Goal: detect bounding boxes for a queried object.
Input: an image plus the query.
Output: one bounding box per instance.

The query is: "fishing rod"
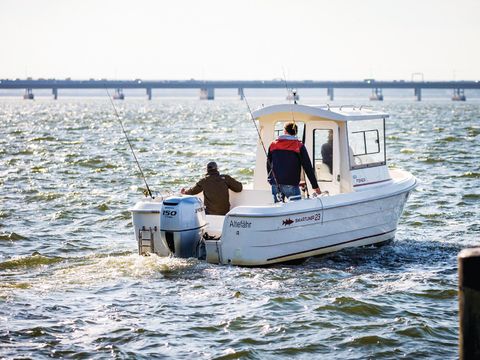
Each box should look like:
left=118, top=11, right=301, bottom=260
left=106, top=88, right=154, bottom=199
left=242, top=93, right=284, bottom=202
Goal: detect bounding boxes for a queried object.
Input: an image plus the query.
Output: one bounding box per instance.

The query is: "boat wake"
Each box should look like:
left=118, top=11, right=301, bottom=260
left=0, top=252, right=200, bottom=298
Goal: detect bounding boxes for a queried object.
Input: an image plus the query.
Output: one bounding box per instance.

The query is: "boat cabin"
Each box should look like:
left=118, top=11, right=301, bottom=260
left=251, top=104, right=391, bottom=196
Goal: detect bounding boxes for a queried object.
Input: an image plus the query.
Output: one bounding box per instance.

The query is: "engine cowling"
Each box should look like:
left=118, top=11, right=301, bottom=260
left=160, top=195, right=206, bottom=258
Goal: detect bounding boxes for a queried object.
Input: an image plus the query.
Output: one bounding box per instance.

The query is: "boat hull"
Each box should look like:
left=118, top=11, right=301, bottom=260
left=206, top=179, right=415, bottom=266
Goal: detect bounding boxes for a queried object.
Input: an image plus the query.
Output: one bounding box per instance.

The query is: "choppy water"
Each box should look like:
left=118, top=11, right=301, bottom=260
left=0, top=96, right=479, bottom=359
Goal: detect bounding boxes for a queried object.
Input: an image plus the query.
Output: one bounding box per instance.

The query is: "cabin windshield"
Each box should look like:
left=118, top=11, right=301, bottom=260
left=274, top=121, right=305, bottom=142
left=347, top=118, right=386, bottom=169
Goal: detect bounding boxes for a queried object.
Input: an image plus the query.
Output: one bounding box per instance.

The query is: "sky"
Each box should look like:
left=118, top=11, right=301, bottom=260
left=1, top=0, right=479, bottom=81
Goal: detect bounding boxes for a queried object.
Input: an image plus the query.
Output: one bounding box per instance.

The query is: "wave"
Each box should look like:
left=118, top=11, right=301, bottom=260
left=0, top=232, right=26, bottom=241
left=0, top=254, right=63, bottom=270
left=457, top=172, right=480, bottom=178
left=0, top=253, right=199, bottom=292
left=462, top=193, right=480, bottom=200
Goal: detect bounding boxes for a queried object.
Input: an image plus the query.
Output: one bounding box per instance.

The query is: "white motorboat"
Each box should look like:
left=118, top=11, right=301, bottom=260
left=130, top=103, right=417, bottom=266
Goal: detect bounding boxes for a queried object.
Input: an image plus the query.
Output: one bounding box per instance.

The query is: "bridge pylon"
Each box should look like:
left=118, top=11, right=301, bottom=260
left=238, top=88, right=244, bottom=100
left=23, top=88, right=34, bottom=100
left=414, top=87, right=422, bottom=101
left=369, top=88, right=383, bottom=101
left=327, top=87, right=334, bottom=101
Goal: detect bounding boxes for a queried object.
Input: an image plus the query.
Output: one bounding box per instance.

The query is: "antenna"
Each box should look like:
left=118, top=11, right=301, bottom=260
left=281, top=67, right=297, bottom=124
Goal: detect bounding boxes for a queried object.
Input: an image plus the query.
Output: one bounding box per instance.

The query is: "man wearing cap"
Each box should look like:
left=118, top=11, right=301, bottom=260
left=181, top=162, right=243, bottom=215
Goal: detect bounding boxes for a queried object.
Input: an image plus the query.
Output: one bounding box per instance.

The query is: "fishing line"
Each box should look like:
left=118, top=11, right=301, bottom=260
left=243, top=93, right=284, bottom=202
left=317, top=195, right=324, bottom=225
left=106, top=88, right=154, bottom=199
left=281, top=68, right=311, bottom=198
left=243, top=94, right=268, bottom=157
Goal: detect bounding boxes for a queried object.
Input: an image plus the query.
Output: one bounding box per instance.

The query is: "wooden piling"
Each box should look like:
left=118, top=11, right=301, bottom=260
left=459, top=248, right=480, bottom=360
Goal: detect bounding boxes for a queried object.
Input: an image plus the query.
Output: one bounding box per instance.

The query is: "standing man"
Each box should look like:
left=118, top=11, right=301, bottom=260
left=321, top=130, right=333, bottom=174
left=181, top=161, right=243, bottom=215
left=267, top=122, right=321, bottom=202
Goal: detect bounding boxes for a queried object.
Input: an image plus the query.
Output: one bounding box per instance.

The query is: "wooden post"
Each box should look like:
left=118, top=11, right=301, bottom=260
left=459, top=248, right=480, bottom=360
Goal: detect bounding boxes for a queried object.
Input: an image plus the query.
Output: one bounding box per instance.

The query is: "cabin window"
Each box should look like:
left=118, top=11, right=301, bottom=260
left=347, top=118, right=386, bottom=169
left=274, top=121, right=305, bottom=142
left=313, top=129, right=333, bottom=181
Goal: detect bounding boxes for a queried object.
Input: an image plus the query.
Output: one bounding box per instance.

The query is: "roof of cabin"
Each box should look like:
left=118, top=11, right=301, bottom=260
left=252, top=104, right=389, bottom=121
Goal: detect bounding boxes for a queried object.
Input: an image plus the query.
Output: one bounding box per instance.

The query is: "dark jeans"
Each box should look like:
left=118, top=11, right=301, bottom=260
left=271, top=184, right=301, bottom=203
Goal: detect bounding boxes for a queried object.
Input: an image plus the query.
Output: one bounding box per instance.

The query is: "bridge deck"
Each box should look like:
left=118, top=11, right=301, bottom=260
left=1, top=79, right=479, bottom=90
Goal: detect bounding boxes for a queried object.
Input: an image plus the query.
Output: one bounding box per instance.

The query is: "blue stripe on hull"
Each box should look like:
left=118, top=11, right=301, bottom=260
left=266, top=229, right=396, bottom=262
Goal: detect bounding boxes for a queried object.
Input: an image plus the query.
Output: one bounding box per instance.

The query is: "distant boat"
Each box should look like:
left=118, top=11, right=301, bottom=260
left=286, top=89, right=299, bottom=102
left=452, top=89, right=466, bottom=101
left=130, top=103, right=417, bottom=266
left=113, top=88, right=125, bottom=100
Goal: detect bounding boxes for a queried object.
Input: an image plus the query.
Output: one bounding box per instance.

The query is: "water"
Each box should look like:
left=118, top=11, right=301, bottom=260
left=0, top=96, right=478, bottom=359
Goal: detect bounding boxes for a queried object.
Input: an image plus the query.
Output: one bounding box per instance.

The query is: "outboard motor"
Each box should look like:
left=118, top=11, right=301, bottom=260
left=160, top=195, right=206, bottom=258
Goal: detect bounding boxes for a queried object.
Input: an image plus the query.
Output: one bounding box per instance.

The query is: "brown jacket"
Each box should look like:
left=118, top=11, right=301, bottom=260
left=184, top=170, right=242, bottom=215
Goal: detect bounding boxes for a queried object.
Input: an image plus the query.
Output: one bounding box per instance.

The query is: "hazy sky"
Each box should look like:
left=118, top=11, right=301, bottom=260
left=1, top=0, right=479, bottom=81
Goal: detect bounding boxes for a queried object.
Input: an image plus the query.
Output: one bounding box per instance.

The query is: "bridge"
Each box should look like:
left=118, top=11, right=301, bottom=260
left=1, top=78, right=479, bottom=101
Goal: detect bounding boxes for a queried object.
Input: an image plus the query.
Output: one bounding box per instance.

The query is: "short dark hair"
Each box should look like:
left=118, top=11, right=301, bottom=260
left=284, top=122, right=297, bottom=136
left=207, top=161, right=218, bottom=171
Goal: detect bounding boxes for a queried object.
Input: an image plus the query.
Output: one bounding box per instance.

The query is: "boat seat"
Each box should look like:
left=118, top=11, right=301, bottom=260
left=229, top=188, right=274, bottom=208
left=315, top=162, right=333, bottom=182
left=194, top=188, right=274, bottom=211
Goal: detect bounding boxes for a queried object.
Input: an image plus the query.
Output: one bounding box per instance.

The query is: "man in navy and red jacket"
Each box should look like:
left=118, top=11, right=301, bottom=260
left=267, top=122, right=322, bottom=202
